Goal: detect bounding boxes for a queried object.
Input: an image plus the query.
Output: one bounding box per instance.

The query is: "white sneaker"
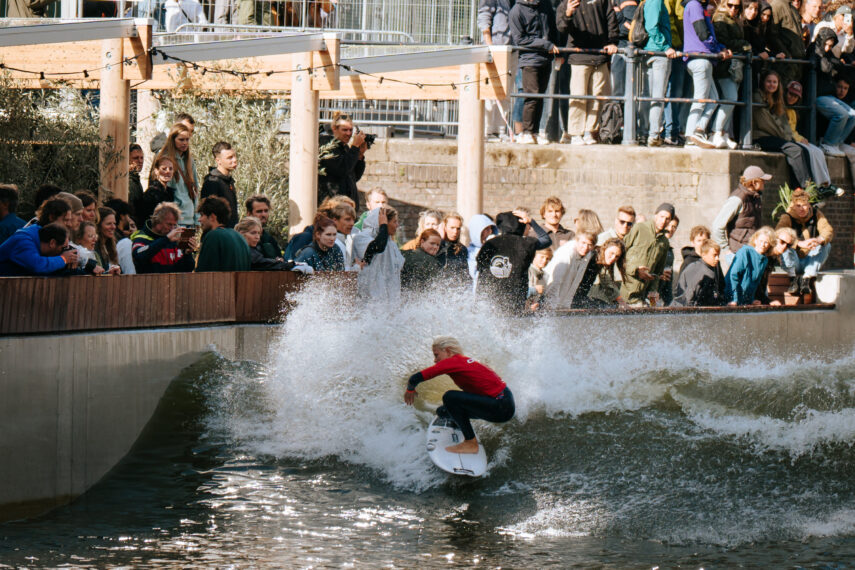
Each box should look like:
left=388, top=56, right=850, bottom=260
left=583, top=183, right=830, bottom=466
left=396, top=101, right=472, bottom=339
left=537, top=135, right=551, bottom=145
left=560, top=133, right=573, bottom=144
left=688, top=131, right=715, bottom=149
left=724, top=134, right=738, bottom=150
left=583, top=132, right=597, bottom=145
left=570, top=135, right=585, bottom=145
left=822, top=143, right=845, bottom=157
left=710, top=132, right=727, bottom=149
left=517, top=133, right=536, bottom=145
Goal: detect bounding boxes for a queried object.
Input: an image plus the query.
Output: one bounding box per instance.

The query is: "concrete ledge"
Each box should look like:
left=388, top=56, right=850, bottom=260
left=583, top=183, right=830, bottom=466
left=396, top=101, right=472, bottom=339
left=0, top=323, right=279, bottom=522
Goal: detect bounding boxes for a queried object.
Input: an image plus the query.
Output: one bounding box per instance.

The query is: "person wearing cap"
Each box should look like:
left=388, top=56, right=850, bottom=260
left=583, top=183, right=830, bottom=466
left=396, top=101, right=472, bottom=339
left=775, top=188, right=833, bottom=295
left=784, top=80, right=842, bottom=196
left=812, top=5, right=854, bottom=58
left=619, top=203, right=674, bottom=306
left=711, top=165, right=769, bottom=271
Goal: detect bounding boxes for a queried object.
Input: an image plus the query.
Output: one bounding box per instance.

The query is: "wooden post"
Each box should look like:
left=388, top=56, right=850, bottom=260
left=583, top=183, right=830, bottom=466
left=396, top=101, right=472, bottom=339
left=98, top=38, right=131, bottom=202
left=456, top=63, right=484, bottom=222
left=136, top=90, right=160, bottom=182
left=288, top=51, right=320, bottom=235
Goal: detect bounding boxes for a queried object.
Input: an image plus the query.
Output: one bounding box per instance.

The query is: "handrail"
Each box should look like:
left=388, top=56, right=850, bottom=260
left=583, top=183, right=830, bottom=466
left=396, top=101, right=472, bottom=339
left=169, top=22, right=416, bottom=43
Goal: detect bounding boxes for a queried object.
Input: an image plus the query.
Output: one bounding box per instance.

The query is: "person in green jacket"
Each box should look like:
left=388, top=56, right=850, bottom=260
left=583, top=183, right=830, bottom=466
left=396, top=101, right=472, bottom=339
left=401, top=228, right=443, bottom=291
left=641, top=0, right=679, bottom=147
left=619, top=203, right=675, bottom=306
left=195, top=196, right=251, bottom=272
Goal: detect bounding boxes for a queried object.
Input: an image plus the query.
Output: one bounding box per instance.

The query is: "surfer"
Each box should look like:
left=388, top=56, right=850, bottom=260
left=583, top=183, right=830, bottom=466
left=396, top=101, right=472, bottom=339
left=404, top=336, right=515, bottom=454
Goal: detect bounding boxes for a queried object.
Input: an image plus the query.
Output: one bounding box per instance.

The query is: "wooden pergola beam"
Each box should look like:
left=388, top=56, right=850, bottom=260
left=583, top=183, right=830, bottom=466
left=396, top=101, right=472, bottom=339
left=0, top=18, right=142, bottom=48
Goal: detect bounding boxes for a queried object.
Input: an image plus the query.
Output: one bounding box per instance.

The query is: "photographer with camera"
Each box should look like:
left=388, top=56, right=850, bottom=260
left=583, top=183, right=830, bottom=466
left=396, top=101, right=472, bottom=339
left=318, top=112, right=372, bottom=207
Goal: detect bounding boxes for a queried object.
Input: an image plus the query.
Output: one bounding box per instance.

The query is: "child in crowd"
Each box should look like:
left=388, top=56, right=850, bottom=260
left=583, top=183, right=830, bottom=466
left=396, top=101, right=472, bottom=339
left=527, top=247, right=553, bottom=309
left=725, top=226, right=776, bottom=305
left=672, top=239, right=726, bottom=306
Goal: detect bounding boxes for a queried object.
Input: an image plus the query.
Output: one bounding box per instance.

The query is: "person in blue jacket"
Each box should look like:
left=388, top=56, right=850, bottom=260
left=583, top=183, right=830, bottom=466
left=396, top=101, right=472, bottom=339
left=640, top=0, right=680, bottom=147
left=0, top=184, right=25, bottom=246
left=0, top=223, right=76, bottom=276
left=725, top=226, right=775, bottom=304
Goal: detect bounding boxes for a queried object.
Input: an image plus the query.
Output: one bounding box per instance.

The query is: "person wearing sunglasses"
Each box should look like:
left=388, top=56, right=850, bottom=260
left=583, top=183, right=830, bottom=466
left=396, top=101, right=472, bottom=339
left=775, top=189, right=833, bottom=296
left=597, top=205, right=636, bottom=245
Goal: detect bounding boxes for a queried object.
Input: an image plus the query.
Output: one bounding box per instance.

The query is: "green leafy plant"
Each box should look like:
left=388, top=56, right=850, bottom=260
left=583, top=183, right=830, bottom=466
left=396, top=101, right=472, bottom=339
left=0, top=75, right=106, bottom=217
left=155, top=91, right=290, bottom=239
left=772, top=180, right=819, bottom=221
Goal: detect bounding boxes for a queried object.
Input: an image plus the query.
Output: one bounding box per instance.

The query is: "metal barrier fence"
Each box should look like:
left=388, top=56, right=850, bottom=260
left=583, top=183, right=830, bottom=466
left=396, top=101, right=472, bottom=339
left=512, top=46, right=817, bottom=148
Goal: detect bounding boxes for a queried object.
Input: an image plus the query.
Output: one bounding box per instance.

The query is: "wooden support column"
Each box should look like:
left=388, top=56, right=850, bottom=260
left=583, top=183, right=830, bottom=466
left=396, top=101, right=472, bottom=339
left=288, top=50, right=320, bottom=235
left=456, top=63, right=485, bottom=222
left=98, top=38, right=131, bottom=202
left=136, top=90, right=160, bottom=182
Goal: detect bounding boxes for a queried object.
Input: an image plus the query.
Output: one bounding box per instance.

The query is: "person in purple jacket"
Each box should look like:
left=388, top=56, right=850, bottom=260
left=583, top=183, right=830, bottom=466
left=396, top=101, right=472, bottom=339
left=682, top=0, right=732, bottom=149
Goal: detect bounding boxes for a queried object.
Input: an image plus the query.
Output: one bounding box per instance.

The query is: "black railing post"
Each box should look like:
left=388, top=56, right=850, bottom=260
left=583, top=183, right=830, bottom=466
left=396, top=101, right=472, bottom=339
left=622, top=46, right=638, bottom=145
left=740, top=53, right=753, bottom=149
left=808, top=62, right=817, bottom=144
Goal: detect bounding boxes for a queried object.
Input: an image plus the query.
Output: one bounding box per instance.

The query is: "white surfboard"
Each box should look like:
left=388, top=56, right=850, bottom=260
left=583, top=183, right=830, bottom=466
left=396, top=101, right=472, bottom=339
left=426, top=415, right=488, bottom=477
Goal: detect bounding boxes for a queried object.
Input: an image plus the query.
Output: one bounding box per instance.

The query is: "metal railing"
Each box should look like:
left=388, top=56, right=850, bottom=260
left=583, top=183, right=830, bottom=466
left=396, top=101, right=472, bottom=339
left=511, top=46, right=818, bottom=149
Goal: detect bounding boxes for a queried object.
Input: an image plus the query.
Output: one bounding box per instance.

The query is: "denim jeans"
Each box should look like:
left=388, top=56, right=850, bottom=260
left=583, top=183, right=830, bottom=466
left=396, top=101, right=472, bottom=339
left=640, top=56, right=671, bottom=138
left=780, top=243, right=831, bottom=278
left=816, top=96, right=855, bottom=145
left=686, top=58, right=715, bottom=135
left=611, top=53, right=626, bottom=97
left=513, top=68, right=524, bottom=124
left=664, top=58, right=687, bottom=139
left=712, top=76, right=739, bottom=134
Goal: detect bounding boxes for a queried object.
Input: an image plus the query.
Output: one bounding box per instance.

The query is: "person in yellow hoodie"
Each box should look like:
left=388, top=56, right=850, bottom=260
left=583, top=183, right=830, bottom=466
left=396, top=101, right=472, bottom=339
left=775, top=189, right=833, bottom=295
left=662, top=0, right=686, bottom=145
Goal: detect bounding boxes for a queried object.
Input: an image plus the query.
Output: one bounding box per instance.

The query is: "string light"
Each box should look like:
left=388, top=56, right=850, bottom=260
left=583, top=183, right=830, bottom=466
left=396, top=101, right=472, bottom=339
left=0, top=46, right=510, bottom=90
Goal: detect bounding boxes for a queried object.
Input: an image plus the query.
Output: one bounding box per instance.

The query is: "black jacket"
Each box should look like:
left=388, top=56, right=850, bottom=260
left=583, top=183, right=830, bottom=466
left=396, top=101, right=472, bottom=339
left=811, top=27, right=843, bottom=98
left=135, top=180, right=175, bottom=229
left=260, top=229, right=283, bottom=259
left=476, top=212, right=552, bottom=314
left=250, top=246, right=295, bottom=271
left=671, top=259, right=725, bottom=306
left=318, top=138, right=365, bottom=206
left=129, top=171, right=144, bottom=225
left=201, top=167, right=239, bottom=228
left=437, top=239, right=470, bottom=282
left=510, top=0, right=558, bottom=67
left=556, top=0, right=619, bottom=65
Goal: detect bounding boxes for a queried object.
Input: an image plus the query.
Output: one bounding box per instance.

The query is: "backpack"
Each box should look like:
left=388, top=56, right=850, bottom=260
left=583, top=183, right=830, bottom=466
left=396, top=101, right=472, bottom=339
left=628, top=0, right=649, bottom=48
left=598, top=101, right=624, bottom=144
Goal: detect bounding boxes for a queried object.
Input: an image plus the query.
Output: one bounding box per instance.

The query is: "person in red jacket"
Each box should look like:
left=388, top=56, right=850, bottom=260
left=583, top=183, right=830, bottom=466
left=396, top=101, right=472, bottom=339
left=404, top=336, right=515, bottom=454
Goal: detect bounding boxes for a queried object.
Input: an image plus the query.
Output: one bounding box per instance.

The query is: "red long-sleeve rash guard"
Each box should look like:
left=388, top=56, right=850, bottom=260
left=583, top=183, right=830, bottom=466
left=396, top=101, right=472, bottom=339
left=410, top=354, right=506, bottom=398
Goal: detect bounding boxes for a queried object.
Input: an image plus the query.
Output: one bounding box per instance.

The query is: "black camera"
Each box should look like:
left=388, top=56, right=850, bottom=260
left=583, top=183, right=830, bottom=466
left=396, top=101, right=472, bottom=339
left=363, top=133, right=376, bottom=149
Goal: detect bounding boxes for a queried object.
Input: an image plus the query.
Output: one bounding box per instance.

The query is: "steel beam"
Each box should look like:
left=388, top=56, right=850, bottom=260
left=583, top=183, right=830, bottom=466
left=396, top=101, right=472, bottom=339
left=153, top=33, right=328, bottom=64
left=340, top=46, right=492, bottom=76
left=0, top=18, right=144, bottom=47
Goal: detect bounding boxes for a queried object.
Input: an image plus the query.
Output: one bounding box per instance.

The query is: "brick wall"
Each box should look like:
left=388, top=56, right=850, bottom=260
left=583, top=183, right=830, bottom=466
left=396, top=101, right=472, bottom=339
left=360, top=140, right=855, bottom=270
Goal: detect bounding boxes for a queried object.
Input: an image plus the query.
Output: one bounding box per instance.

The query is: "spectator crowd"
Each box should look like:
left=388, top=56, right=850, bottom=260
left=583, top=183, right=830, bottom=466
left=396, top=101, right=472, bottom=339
left=482, top=0, right=855, bottom=194
left=0, top=106, right=834, bottom=314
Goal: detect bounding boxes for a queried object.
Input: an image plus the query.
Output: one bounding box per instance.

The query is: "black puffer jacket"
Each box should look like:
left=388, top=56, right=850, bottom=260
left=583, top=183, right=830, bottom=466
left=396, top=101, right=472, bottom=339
left=811, top=27, right=843, bottom=97
left=509, top=0, right=558, bottom=67
left=556, top=0, right=619, bottom=65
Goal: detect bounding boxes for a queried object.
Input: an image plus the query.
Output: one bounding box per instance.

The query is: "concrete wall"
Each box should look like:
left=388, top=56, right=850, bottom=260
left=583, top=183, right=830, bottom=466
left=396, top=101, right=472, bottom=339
left=361, top=140, right=855, bottom=269
left=0, top=324, right=280, bottom=522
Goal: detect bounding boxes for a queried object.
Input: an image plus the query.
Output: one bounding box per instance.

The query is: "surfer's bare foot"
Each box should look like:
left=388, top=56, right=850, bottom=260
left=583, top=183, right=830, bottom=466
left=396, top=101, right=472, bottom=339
left=446, top=439, right=479, bottom=454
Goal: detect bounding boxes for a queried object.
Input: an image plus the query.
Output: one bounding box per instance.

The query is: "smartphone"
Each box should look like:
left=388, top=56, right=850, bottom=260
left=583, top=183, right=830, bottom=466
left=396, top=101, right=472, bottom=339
left=846, top=14, right=852, bottom=25
left=178, top=227, right=196, bottom=245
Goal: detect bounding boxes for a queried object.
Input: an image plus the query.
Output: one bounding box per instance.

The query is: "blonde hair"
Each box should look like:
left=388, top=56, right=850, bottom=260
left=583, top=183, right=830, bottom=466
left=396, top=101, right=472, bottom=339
left=749, top=226, right=777, bottom=247
left=155, top=123, right=196, bottom=199
left=432, top=336, right=463, bottom=356
left=235, top=216, right=262, bottom=234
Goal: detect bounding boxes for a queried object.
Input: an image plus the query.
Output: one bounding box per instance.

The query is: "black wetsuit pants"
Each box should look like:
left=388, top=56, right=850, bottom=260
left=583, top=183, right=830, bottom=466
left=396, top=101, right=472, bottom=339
left=440, top=387, right=515, bottom=441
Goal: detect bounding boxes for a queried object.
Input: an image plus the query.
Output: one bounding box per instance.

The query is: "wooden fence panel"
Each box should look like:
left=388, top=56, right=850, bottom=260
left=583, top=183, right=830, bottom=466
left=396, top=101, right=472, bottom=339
left=233, top=271, right=302, bottom=323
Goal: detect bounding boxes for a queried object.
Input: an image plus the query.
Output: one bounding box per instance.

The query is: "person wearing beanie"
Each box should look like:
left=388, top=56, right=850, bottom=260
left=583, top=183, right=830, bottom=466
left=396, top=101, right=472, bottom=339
left=475, top=209, right=552, bottom=314
left=619, top=203, right=675, bottom=306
